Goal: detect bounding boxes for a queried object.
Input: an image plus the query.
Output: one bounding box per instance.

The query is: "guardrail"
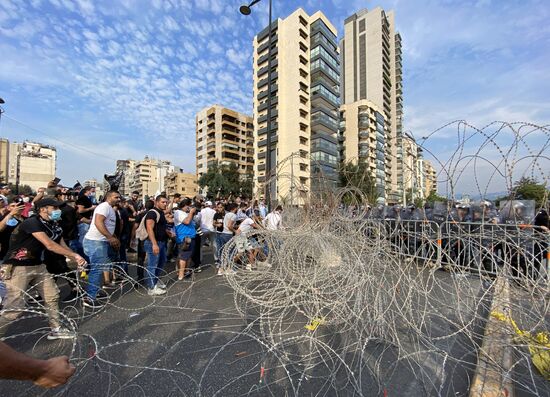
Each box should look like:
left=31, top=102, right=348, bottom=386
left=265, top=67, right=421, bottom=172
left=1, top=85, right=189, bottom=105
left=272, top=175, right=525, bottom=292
left=363, top=219, right=550, bottom=281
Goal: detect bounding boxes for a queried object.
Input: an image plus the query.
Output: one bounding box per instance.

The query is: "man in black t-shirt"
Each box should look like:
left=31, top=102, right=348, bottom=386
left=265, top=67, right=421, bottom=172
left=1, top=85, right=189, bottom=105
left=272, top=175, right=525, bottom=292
left=0, top=198, right=86, bottom=340
left=144, top=195, right=170, bottom=295
left=0, top=201, right=25, bottom=260
left=213, top=202, right=225, bottom=268
left=75, top=187, right=97, bottom=257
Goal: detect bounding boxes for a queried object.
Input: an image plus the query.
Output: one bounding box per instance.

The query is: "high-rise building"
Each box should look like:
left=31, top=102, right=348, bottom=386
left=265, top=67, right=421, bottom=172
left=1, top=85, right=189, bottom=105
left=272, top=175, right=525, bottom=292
left=423, top=159, right=437, bottom=197
left=399, top=133, right=419, bottom=203
left=340, top=7, right=403, bottom=201
left=339, top=100, right=387, bottom=196
left=6, top=141, right=56, bottom=192
left=252, top=8, right=340, bottom=204
left=164, top=170, right=199, bottom=197
left=129, top=156, right=174, bottom=198
left=0, top=138, right=9, bottom=183
left=196, top=105, right=254, bottom=180
left=115, top=159, right=136, bottom=196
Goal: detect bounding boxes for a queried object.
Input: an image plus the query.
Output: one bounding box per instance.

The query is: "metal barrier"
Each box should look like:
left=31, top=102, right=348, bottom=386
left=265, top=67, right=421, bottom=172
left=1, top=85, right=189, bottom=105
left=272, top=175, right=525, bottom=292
left=362, top=218, right=550, bottom=282
left=382, top=219, right=441, bottom=266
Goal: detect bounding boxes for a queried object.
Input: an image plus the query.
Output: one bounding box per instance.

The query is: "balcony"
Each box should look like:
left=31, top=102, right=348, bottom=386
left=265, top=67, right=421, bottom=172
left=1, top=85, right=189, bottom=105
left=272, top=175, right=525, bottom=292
left=257, top=96, right=278, bottom=112
left=257, top=34, right=278, bottom=54
left=258, top=123, right=278, bottom=136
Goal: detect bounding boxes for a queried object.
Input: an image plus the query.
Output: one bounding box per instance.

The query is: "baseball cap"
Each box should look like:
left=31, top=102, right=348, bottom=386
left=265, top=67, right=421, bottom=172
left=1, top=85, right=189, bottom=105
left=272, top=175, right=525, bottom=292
left=35, top=198, right=63, bottom=209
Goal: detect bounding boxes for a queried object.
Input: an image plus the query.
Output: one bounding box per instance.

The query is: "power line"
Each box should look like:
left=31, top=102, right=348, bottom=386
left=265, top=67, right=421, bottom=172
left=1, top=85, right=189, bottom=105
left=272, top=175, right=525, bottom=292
left=2, top=114, right=119, bottom=162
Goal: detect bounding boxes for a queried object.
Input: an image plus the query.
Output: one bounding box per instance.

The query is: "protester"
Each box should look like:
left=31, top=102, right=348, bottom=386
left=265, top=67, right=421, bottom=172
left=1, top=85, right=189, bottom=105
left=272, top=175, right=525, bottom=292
left=81, top=191, right=121, bottom=309
left=0, top=200, right=25, bottom=260
left=144, top=195, right=170, bottom=295
left=174, top=199, right=197, bottom=280
left=235, top=212, right=260, bottom=270
left=199, top=200, right=216, bottom=265
left=0, top=198, right=86, bottom=339
left=75, top=186, right=97, bottom=258
left=133, top=200, right=154, bottom=284
left=217, top=203, right=238, bottom=275
left=264, top=205, right=283, bottom=230
left=212, top=202, right=225, bottom=269
left=0, top=184, right=11, bottom=203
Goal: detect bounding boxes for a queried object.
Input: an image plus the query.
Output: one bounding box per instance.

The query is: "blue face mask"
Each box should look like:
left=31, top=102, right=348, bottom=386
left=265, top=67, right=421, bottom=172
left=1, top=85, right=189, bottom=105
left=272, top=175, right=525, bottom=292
left=49, top=209, right=62, bottom=221
left=6, top=218, right=18, bottom=227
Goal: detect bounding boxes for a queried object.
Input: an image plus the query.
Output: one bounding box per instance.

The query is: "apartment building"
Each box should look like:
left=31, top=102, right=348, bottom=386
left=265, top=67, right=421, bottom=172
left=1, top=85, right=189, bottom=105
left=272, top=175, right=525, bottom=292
left=6, top=140, right=56, bottom=192
left=398, top=133, right=419, bottom=203
left=115, top=159, right=136, bottom=196
left=339, top=100, right=387, bottom=196
left=196, top=105, right=254, bottom=180
left=164, top=170, right=199, bottom=197
left=129, top=156, right=174, bottom=198
left=340, top=7, right=403, bottom=200
left=423, top=159, right=437, bottom=197
left=253, top=8, right=340, bottom=204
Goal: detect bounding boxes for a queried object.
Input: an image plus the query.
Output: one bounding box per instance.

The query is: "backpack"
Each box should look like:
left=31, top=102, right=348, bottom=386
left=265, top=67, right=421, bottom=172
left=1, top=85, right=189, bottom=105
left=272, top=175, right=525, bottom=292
left=135, top=209, right=160, bottom=241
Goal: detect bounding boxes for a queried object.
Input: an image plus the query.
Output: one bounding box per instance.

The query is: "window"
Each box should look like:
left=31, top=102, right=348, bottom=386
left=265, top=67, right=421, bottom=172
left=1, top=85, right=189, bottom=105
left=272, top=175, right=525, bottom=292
left=299, top=109, right=308, bottom=118
left=300, top=123, right=308, bottom=131
left=299, top=15, right=308, bottom=27
left=299, top=68, right=308, bottom=78
left=299, top=42, right=308, bottom=52
left=299, top=28, right=308, bottom=40
left=299, top=55, right=308, bottom=65
left=299, top=95, right=308, bottom=105
left=358, top=19, right=365, bottom=33
left=300, top=136, right=308, bottom=145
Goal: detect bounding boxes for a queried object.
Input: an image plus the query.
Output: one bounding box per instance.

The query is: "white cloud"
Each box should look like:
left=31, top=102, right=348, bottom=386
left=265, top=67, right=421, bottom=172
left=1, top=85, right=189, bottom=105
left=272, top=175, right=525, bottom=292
left=226, top=48, right=249, bottom=66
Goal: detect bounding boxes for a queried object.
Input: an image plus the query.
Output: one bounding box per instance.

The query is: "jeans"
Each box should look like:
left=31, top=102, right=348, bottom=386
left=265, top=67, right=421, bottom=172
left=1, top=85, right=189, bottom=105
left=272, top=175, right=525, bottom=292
left=77, top=223, right=90, bottom=261
left=83, top=238, right=111, bottom=300
left=201, top=231, right=216, bottom=263
left=143, top=240, right=167, bottom=289
left=118, top=234, right=129, bottom=272
left=216, top=233, right=233, bottom=265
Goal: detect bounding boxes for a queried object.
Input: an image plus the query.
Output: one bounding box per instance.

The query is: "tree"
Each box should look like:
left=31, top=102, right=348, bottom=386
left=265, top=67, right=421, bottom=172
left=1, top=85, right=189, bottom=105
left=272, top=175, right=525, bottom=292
left=198, top=161, right=252, bottom=198
left=7, top=183, right=34, bottom=196
left=425, top=190, right=446, bottom=205
left=339, top=160, right=377, bottom=205
left=511, top=177, right=548, bottom=207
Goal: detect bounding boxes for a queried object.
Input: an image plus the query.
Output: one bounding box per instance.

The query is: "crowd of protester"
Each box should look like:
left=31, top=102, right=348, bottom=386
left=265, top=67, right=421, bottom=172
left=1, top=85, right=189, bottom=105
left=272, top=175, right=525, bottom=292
left=0, top=180, right=284, bottom=320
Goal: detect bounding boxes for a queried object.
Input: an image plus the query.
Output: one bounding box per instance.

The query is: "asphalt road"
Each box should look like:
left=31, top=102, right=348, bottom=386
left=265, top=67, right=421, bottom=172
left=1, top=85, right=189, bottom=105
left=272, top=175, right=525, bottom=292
left=0, top=249, right=492, bottom=397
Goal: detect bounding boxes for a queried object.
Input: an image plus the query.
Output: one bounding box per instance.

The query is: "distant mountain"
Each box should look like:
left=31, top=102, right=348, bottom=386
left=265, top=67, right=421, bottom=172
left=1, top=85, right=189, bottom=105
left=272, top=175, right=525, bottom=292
left=468, top=191, right=509, bottom=201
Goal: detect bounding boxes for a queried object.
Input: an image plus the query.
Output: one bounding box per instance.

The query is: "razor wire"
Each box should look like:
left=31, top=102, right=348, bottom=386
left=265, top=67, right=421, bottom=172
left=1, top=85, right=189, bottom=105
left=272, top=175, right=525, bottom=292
left=0, top=121, right=549, bottom=396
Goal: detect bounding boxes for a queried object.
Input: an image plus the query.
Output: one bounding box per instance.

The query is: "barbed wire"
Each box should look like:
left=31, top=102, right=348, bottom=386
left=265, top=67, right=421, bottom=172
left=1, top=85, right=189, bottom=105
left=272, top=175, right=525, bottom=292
left=0, top=121, right=549, bottom=396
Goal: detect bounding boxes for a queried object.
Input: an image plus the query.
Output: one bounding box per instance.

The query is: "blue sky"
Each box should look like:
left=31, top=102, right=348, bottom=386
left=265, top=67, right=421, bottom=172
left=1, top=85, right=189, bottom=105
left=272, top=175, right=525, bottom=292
left=0, top=0, right=548, bottom=195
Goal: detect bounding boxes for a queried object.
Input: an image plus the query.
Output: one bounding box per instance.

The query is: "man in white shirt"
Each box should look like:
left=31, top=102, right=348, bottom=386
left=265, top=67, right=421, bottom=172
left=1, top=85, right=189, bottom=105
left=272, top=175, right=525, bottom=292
left=199, top=201, right=216, bottom=265
left=264, top=205, right=283, bottom=230
left=82, top=191, right=121, bottom=308
left=235, top=215, right=260, bottom=270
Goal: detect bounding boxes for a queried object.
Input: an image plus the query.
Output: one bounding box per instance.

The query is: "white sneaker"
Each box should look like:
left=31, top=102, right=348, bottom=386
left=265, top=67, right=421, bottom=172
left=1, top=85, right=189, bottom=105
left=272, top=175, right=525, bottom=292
left=147, top=286, right=166, bottom=296
left=224, top=269, right=237, bottom=275
left=217, top=268, right=225, bottom=276
left=157, top=280, right=167, bottom=289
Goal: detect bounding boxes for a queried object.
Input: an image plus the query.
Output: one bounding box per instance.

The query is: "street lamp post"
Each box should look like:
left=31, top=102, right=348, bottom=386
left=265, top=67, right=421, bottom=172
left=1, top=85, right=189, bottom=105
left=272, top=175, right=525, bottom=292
left=240, top=0, right=274, bottom=210
left=0, top=98, right=5, bottom=127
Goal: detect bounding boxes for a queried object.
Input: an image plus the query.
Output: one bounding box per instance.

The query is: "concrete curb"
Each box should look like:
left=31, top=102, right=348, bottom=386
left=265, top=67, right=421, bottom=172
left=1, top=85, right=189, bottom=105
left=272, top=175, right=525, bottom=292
left=469, top=277, right=514, bottom=397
